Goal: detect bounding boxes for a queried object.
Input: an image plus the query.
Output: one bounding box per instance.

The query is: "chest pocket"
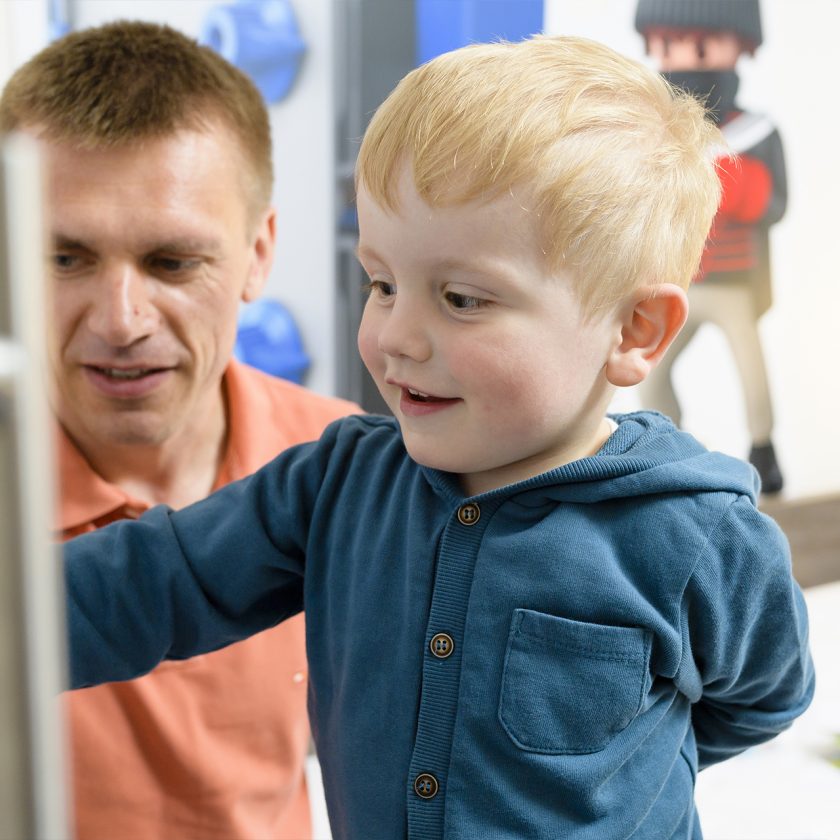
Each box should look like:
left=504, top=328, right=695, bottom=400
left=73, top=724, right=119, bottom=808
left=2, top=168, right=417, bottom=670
left=498, top=609, right=652, bottom=755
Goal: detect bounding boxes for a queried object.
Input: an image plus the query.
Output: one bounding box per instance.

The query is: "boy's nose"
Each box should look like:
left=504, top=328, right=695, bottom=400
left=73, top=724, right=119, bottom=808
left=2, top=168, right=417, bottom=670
left=376, top=300, right=432, bottom=362
left=86, top=265, right=159, bottom=347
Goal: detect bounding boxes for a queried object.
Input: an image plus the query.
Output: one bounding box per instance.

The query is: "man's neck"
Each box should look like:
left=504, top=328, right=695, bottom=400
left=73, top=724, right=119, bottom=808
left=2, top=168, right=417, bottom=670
left=70, top=394, right=228, bottom=511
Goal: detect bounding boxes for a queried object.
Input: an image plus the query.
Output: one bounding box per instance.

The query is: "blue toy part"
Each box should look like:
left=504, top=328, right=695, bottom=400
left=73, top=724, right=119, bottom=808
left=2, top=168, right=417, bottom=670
left=49, top=0, right=72, bottom=41
left=200, top=0, right=306, bottom=104
left=234, top=297, right=310, bottom=384
left=416, top=0, right=544, bottom=65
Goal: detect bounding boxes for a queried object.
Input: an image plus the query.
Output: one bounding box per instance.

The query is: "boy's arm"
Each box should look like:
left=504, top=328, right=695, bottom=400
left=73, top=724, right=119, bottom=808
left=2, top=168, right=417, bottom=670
left=682, top=496, right=815, bottom=770
left=65, top=430, right=332, bottom=689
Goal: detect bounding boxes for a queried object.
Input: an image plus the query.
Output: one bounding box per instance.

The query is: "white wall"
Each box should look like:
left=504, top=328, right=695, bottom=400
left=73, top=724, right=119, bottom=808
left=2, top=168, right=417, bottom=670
left=3, top=0, right=339, bottom=398
left=545, top=0, right=840, bottom=501
left=0, top=0, right=49, bottom=87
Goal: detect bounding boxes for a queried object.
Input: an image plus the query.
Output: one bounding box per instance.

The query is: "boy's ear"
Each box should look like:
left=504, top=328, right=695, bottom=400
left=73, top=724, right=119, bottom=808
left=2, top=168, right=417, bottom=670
left=605, top=284, right=688, bottom=387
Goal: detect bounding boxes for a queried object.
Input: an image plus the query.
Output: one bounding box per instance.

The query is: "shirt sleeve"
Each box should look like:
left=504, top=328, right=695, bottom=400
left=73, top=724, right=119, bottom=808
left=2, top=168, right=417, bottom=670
left=683, top=495, right=815, bottom=770
left=64, top=419, right=344, bottom=690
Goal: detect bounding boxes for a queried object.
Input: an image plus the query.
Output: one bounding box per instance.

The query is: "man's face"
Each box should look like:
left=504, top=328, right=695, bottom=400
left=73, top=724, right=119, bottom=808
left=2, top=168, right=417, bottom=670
left=356, top=164, right=620, bottom=497
left=42, top=128, right=274, bottom=453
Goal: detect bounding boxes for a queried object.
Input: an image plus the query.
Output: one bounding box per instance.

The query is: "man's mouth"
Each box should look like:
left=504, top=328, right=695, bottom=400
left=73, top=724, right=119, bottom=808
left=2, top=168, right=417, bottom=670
left=88, top=366, right=167, bottom=380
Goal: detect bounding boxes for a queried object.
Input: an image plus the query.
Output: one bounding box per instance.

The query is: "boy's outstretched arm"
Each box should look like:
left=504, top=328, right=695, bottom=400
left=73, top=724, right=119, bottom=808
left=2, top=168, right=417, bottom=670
left=681, top=496, right=815, bottom=769
left=64, top=437, right=325, bottom=689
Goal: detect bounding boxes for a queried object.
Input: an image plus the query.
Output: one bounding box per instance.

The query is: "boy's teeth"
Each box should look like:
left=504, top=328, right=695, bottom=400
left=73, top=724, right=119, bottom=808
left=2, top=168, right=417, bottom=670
left=408, top=388, right=433, bottom=401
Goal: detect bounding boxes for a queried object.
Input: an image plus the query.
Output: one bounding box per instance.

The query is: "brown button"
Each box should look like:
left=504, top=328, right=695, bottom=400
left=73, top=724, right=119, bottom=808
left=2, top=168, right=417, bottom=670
left=414, top=773, right=439, bottom=799
left=430, top=633, right=454, bottom=659
left=457, top=503, right=480, bottom=526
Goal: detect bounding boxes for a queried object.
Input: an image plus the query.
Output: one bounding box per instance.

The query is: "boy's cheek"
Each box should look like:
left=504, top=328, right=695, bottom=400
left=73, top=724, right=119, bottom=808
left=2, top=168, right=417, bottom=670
left=356, top=325, right=382, bottom=380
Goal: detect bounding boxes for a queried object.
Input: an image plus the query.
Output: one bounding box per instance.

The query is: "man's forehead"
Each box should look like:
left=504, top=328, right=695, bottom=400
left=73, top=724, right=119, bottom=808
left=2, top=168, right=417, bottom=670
left=50, top=228, right=225, bottom=256
left=25, top=121, right=263, bottom=240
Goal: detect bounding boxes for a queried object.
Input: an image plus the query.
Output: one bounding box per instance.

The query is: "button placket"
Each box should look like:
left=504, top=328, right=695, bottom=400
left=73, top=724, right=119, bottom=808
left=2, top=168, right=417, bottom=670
left=407, top=496, right=498, bottom=837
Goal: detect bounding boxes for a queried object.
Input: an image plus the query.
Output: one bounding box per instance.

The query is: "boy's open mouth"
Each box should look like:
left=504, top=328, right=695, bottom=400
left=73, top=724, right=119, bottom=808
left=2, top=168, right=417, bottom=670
left=406, top=387, right=449, bottom=403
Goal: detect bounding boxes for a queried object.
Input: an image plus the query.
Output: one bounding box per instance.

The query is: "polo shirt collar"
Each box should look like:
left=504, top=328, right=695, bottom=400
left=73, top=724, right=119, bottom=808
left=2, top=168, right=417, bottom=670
left=54, top=422, right=142, bottom=533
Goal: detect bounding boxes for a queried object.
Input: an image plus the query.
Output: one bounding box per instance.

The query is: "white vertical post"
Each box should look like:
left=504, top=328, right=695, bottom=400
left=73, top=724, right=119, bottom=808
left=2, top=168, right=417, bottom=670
left=0, top=134, right=69, bottom=840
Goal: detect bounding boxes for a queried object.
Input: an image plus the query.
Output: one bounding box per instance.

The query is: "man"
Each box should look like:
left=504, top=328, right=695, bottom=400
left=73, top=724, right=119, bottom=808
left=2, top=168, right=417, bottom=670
left=0, top=20, right=357, bottom=840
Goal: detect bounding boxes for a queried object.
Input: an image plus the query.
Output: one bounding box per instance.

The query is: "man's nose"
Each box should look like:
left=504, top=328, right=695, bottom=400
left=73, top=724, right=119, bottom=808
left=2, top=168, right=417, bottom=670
left=86, top=264, right=158, bottom=347
left=376, top=297, right=433, bottom=362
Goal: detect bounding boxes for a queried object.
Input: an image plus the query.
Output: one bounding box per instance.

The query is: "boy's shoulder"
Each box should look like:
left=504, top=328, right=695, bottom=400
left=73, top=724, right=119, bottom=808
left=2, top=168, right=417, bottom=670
left=604, top=410, right=759, bottom=498
left=325, top=412, right=400, bottom=438
left=316, top=413, right=408, bottom=465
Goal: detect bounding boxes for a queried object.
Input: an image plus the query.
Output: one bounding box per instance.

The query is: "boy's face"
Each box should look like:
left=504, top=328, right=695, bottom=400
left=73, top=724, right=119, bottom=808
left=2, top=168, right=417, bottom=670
left=356, top=164, right=621, bottom=496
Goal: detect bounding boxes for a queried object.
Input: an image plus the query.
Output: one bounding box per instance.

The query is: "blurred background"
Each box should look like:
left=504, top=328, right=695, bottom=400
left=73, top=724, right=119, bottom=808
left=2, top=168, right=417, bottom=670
left=1, top=1, right=838, bottom=837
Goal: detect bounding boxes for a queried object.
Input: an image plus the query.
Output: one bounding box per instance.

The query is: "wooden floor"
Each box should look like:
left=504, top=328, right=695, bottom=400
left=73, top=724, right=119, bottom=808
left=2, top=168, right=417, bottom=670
left=760, top=493, right=840, bottom=589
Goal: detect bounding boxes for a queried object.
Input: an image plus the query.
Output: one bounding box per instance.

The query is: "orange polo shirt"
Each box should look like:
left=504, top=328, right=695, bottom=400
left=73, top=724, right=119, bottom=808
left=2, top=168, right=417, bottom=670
left=59, top=361, right=358, bottom=840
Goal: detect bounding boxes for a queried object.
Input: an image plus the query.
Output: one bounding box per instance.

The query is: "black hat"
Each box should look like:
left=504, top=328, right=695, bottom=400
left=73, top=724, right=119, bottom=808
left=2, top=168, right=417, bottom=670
left=634, top=0, right=762, bottom=49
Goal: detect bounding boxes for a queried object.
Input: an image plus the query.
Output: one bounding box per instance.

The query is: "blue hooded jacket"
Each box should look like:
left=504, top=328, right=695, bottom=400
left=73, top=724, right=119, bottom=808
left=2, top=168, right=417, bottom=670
left=65, top=411, right=814, bottom=839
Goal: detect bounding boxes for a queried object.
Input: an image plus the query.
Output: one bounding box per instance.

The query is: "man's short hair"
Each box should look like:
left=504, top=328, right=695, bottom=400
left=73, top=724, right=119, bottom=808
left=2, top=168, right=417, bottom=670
left=356, top=35, right=723, bottom=316
left=0, top=20, right=272, bottom=217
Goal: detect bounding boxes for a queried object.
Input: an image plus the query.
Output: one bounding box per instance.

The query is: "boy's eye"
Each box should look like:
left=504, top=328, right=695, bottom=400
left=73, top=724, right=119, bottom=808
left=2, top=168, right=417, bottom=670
left=445, top=291, right=484, bottom=311
left=363, top=278, right=396, bottom=298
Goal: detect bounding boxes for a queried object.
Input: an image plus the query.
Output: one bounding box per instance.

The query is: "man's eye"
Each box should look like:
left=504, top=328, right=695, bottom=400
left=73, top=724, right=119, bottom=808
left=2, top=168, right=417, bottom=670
left=445, top=291, right=484, bottom=311
left=152, top=257, right=197, bottom=273
left=52, top=253, right=81, bottom=271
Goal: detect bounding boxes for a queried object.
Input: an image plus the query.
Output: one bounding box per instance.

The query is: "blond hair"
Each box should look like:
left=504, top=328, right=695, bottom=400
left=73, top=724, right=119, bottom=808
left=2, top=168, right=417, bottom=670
left=356, top=35, right=723, bottom=315
left=0, top=20, right=272, bottom=218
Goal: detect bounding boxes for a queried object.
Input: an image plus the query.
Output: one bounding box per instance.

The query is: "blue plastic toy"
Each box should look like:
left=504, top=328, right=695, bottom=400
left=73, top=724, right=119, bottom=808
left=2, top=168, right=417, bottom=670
left=416, top=0, right=544, bottom=64
left=234, top=297, right=310, bottom=384
left=201, top=0, right=306, bottom=104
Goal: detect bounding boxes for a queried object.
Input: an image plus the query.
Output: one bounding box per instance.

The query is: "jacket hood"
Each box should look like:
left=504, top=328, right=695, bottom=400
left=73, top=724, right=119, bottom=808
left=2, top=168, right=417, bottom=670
left=424, top=411, right=760, bottom=505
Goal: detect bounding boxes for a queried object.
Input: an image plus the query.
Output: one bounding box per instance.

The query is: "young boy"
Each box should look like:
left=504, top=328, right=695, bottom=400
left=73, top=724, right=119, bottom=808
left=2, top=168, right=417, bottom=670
left=63, top=35, right=813, bottom=839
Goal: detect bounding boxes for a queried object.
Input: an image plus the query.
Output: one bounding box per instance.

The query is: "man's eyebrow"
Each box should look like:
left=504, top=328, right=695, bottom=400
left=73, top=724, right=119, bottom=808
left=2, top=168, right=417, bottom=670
left=51, top=234, right=91, bottom=251
left=149, top=238, right=224, bottom=255
left=50, top=233, right=224, bottom=255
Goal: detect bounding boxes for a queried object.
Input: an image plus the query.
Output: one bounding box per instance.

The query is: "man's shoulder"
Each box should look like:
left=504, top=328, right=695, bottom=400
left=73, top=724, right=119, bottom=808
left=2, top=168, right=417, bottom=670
left=228, top=361, right=360, bottom=428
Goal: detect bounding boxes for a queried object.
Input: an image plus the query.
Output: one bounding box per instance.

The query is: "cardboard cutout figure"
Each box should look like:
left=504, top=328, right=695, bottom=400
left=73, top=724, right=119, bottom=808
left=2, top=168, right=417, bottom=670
left=635, top=0, right=786, bottom=492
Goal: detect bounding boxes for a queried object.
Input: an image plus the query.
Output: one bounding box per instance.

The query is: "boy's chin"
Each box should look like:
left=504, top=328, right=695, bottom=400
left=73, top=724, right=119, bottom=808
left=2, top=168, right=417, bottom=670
left=402, top=438, right=463, bottom=474
left=402, top=439, right=492, bottom=482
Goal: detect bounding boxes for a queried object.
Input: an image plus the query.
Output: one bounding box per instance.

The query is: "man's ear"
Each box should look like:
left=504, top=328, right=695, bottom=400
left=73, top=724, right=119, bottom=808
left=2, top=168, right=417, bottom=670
left=605, top=283, right=688, bottom=387
left=242, top=206, right=277, bottom=302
